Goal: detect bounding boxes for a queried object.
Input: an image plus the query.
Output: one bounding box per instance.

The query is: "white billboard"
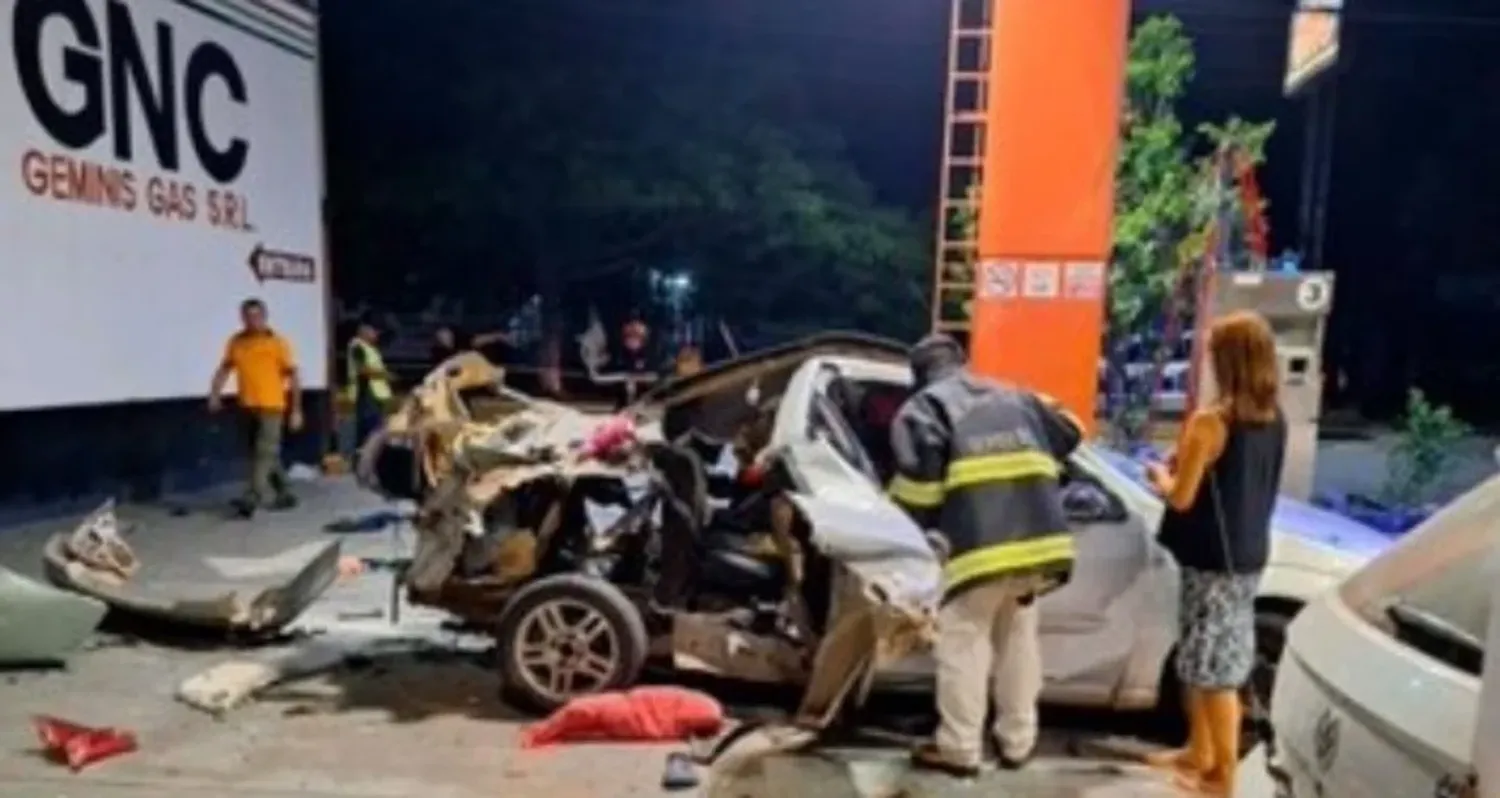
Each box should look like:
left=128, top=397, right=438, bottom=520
left=0, top=0, right=326, bottom=410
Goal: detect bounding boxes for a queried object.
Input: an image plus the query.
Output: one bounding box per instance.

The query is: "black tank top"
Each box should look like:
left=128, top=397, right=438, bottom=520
left=1157, top=411, right=1287, bottom=574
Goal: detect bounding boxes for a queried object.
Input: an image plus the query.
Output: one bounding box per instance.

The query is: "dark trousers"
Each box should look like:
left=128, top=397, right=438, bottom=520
left=353, top=393, right=386, bottom=450
left=240, top=410, right=289, bottom=505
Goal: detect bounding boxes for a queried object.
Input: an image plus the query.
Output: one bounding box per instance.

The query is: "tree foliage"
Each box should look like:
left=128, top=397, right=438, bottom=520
left=1105, top=16, right=1275, bottom=442
left=1383, top=388, right=1472, bottom=507
left=323, top=1, right=928, bottom=347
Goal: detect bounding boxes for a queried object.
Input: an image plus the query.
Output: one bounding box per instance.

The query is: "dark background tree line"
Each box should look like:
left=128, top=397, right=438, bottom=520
left=322, top=0, right=932, bottom=354
left=322, top=0, right=1500, bottom=423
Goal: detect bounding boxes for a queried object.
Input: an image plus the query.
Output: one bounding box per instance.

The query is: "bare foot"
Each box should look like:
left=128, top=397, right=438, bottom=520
left=1170, top=769, right=1207, bottom=793
left=1144, top=748, right=1210, bottom=778
left=1193, top=771, right=1234, bottom=797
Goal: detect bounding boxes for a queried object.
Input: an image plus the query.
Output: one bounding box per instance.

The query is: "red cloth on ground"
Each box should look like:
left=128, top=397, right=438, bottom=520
left=32, top=715, right=138, bottom=770
left=519, top=687, right=725, bottom=748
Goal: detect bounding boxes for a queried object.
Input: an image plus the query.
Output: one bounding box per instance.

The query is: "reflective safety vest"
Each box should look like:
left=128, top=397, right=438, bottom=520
left=344, top=339, right=392, bottom=402
left=887, top=371, right=1083, bottom=596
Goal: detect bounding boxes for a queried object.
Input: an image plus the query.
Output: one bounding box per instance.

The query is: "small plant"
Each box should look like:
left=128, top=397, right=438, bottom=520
left=1382, top=388, right=1472, bottom=507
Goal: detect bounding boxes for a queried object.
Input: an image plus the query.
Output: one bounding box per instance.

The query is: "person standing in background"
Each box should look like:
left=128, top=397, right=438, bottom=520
left=345, top=318, right=392, bottom=448
left=209, top=298, right=303, bottom=518
left=617, top=310, right=652, bottom=408
left=674, top=342, right=703, bottom=378
left=1145, top=311, right=1286, bottom=796
left=621, top=310, right=650, bottom=372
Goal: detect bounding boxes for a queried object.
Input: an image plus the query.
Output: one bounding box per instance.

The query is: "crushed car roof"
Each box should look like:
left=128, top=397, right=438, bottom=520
left=632, top=331, right=909, bottom=411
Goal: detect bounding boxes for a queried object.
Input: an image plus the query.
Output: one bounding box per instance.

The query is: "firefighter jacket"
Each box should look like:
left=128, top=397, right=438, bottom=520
left=888, top=370, right=1083, bottom=597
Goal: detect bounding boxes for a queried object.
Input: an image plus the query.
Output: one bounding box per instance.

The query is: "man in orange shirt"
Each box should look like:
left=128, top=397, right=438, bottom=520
left=208, top=298, right=304, bottom=518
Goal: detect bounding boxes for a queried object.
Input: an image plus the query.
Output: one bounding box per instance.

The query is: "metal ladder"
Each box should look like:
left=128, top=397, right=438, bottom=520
left=929, top=0, right=993, bottom=339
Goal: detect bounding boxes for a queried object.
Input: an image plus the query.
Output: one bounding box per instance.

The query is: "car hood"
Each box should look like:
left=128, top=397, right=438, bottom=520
left=1095, top=448, right=1391, bottom=560
left=1270, top=496, right=1394, bottom=559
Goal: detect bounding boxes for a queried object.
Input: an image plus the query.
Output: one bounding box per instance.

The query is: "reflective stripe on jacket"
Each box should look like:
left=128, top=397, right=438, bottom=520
left=344, top=339, right=392, bottom=402
left=887, top=371, right=1083, bottom=597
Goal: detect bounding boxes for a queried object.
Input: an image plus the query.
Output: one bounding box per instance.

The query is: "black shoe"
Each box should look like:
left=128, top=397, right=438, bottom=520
left=231, top=499, right=257, bottom=519
left=268, top=494, right=299, bottom=511
left=997, top=750, right=1034, bottom=771
left=910, top=743, right=981, bottom=779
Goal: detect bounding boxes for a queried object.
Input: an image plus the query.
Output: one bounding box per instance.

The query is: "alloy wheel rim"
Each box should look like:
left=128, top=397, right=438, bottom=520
left=512, top=598, right=621, bottom=702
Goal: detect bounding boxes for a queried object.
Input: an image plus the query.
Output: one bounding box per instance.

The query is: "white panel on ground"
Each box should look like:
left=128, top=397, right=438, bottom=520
left=0, top=0, right=326, bottom=409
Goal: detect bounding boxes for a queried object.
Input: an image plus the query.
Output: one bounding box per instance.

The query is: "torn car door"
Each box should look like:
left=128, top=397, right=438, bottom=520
left=768, top=357, right=940, bottom=728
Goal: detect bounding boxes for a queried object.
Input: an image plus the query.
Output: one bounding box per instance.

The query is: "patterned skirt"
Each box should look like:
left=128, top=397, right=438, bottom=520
left=1174, top=567, right=1262, bottom=690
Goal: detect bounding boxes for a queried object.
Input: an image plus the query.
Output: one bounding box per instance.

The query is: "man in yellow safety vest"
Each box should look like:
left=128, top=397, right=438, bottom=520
left=345, top=318, right=392, bottom=448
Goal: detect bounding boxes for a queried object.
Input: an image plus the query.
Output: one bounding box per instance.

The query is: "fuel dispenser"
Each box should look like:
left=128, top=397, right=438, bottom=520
left=1191, top=270, right=1334, bottom=500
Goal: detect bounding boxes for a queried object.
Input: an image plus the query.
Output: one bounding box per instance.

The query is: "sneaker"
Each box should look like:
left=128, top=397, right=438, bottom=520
left=997, top=749, right=1034, bottom=771
left=988, top=737, right=1035, bottom=771
left=268, top=494, right=299, bottom=511
left=910, top=743, right=981, bottom=779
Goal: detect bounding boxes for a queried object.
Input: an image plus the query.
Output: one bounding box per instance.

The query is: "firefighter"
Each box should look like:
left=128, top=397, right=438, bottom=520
left=889, top=334, right=1083, bottom=777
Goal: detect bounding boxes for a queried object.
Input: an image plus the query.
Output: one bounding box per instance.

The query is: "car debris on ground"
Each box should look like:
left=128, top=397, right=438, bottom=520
left=518, top=686, right=725, bottom=748
left=40, top=500, right=345, bottom=637
left=32, top=715, right=139, bottom=771
left=0, top=564, right=106, bottom=666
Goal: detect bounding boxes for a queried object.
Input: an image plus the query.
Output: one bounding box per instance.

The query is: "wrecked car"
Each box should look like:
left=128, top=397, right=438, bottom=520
left=41, top=500, right=343, bottom=636
left=360, top=339, right=939, bottom=726
left=359, top=334, right=1381, bottom=736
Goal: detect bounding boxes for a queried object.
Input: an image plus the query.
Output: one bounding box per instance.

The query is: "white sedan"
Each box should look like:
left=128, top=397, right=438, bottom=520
left=1270, top=474, right=1498, bottom=796
left=807, top=352, right=1388, bottom=720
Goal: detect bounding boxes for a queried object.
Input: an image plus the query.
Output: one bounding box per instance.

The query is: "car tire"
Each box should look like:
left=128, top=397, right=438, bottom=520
left=1151, top=605, right=1297, bottom=759
left=494, top=573, right=650, bottom=715
left=1243, top=607, right=1295, bottom=755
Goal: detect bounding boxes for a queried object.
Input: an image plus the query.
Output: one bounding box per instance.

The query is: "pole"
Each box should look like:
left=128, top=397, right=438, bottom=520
left=969, top=0, right=1129, bottom=433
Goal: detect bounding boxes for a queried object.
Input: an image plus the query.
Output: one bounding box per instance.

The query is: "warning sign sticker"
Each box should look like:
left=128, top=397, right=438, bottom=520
left=979, top=260, right=1019, bottom=299
left=1064, top=262, right=1105, bottom=300
left=1022, top=261, right=1061, bottom=298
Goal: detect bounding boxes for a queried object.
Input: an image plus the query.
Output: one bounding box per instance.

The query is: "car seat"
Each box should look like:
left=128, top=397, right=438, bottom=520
left=651, top=441, right=785, bottom=606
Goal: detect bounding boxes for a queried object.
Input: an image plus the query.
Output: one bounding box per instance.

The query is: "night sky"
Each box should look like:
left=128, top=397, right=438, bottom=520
left=322, top=0, right=1500, bottom=422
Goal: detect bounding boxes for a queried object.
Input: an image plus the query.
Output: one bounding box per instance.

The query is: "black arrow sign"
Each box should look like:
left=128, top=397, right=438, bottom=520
left=247, top=244, right=316, bottom=284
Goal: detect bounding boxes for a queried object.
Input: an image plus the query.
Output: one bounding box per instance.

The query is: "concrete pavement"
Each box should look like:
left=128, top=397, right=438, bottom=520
left=0, top=477, right=1277, bottom=797
left=0, top=478, right=687, bottom=797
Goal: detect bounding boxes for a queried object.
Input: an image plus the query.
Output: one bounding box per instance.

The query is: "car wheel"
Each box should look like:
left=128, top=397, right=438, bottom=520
left=1152, top=605, right=1296, bottom=759
left=494, top=573, right=649, bottom=714
left=1242, top=607, right=1295, bottom=755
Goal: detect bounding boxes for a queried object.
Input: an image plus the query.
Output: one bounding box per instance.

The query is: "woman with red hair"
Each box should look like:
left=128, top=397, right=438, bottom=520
left=1145, top=311, right=1287, bottom=796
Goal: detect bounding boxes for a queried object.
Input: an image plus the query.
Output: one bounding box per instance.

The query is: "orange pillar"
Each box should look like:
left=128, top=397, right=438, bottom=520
left=970, top=0, right=1130, bottom=435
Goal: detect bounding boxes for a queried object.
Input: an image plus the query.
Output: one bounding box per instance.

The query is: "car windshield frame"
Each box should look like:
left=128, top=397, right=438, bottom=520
left=808, top=393, right=881, bottom=485
left=1339, top=475, right=1500, bottom=664
left=798, top=364, right=1156, bottom=521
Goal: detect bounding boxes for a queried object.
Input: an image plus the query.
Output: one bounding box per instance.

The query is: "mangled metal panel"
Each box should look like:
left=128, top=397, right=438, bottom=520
left=0, top=565, right=107, bottom=665
left=41, top=502, right=342, bottom=634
